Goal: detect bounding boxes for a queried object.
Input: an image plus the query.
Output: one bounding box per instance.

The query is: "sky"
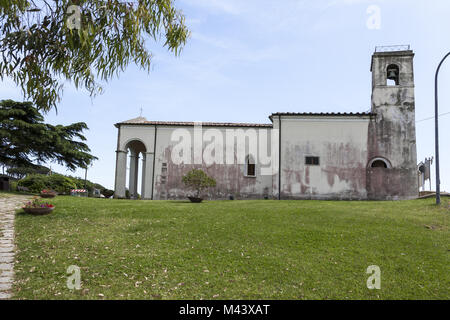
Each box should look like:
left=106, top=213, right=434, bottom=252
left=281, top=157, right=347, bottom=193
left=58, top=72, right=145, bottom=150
left=1, top=0, right=450, bottom=192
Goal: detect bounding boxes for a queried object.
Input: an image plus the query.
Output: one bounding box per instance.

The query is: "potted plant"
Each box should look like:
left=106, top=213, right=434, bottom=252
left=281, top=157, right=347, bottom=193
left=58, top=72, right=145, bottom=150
left=40, top=189, right=57, bottom=198
left=22, top=197, right=55, bottom=215
left=182, top=169, right=216, bottom=203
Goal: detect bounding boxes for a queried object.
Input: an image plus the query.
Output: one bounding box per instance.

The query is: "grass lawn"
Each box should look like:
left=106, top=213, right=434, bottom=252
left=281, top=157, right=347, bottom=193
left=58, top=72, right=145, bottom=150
left=12, top=196, right=449, bottom=300
left=0, top=191, right=36, bottom=198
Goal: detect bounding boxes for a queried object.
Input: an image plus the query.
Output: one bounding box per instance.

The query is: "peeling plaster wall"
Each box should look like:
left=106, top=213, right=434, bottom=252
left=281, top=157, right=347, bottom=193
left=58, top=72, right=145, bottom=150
left=153, top=127, right=274, bottom=200
left=279, top=117, right=370, bottom=200
left=116, top=125, right=275, bottom=200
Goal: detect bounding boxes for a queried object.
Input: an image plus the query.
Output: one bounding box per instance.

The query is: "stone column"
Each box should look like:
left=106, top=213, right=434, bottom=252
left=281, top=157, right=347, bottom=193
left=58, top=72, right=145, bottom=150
left=129, top=151, right=139, bottom=199
left=114, top=150, right=127, bottom=198
left=142, top=152, right=154, bottom=199
left=141, top=153, right=146, bottom=198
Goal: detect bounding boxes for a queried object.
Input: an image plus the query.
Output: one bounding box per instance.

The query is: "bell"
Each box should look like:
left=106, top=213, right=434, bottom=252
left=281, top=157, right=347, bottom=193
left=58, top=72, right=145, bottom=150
left=387, top=69, right=398, bottom=80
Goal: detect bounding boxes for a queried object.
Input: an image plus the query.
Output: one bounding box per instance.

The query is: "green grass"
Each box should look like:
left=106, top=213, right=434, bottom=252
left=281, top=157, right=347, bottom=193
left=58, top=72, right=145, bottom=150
left=13, top=197, right=449, bottom=300
left=0, top=191, right=36, bottom=198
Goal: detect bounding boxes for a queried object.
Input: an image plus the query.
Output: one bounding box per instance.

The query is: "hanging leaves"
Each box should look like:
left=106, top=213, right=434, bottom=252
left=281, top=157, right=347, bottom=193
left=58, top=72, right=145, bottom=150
left=0, top=0, right=189, bottom=111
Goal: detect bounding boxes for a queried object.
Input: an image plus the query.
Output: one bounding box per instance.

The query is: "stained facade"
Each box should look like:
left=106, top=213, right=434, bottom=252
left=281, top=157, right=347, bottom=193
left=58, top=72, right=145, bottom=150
left=114, top=48, right=418, bottom=200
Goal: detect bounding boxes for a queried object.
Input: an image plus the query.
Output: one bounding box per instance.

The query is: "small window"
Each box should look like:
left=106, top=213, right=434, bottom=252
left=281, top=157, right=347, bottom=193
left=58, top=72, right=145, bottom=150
left=246, top=155, right=256, bottom=177
left=161, top=162, right=167, bottom=174
left=305, top=156, right=320, bottom=166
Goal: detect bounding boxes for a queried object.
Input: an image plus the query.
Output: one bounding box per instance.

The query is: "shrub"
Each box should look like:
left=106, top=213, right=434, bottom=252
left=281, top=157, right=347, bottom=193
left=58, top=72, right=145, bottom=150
left=18, top=174, right=76, bottom=194
left=67, top=176, right=92, bottom=194
left=46, top=174, right=77, bottom=194
left=182, top=169, right=216, bottom=198
left=66, top=176, right=105, bottom=197
left=101, top=189, right=114, bottom=198
left=18, top=174, right=47, bottom=193
left=10, top=180, right=18, bottom=192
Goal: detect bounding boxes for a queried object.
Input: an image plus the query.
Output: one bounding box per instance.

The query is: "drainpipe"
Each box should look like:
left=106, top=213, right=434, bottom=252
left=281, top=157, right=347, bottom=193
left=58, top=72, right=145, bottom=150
left=278, top=115, right=282, bottom=200
left=151, top=125, right=157, bottom=200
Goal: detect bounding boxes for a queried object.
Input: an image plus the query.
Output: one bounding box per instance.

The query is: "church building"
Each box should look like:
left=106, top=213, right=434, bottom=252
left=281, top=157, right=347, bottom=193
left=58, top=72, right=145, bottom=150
left=114, top=47, right=418, bottom=200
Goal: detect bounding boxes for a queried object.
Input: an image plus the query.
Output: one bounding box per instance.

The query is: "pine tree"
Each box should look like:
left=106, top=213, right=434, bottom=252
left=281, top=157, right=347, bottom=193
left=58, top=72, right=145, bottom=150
left=0, top=99, right=97, bottom=171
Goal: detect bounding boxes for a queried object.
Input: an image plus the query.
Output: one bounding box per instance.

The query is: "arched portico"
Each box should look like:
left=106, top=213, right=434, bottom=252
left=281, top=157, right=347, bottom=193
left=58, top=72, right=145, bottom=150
left=114, top=139, right=154, bottom=199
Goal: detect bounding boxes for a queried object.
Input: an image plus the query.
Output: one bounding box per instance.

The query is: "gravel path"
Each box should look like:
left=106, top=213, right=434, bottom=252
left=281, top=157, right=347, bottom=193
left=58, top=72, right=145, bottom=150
left=0, top=195, right=30, bottom=299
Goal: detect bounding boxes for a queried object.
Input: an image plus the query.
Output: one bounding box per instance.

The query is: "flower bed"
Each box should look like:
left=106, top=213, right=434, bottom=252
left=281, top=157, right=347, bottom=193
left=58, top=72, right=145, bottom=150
left=22, top=197, right=55, bottom=215
left=40, top=189, right=57, bottom=198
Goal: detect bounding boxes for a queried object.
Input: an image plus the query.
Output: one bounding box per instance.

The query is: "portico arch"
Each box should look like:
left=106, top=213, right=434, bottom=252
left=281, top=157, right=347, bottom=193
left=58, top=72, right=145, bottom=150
left=125, top=140, right=147, bottom=199
left=115, top=139, right=149, bottom=199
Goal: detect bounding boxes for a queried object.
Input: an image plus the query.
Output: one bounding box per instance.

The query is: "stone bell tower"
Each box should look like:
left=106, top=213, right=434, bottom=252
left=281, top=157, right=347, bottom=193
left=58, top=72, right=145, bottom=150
left=366, top=46, right=418, bottom=200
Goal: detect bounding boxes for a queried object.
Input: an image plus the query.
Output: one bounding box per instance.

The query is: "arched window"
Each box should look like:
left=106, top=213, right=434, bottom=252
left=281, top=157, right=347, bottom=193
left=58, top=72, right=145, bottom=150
left=386, top=64, right=399, bottom=86
left=245, top=155, right=256, bottom=177
left=371, top=160, right=388, bottom=168
left=368, top=157, right=391, bottom=169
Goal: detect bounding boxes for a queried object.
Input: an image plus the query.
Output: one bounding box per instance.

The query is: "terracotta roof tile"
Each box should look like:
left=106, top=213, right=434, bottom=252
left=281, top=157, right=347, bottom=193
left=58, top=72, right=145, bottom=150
left=116, top=112, right=375, bottom=128
left=269, top=112, right=374, bottom=120
left=116, top=118, right=273, bottom=128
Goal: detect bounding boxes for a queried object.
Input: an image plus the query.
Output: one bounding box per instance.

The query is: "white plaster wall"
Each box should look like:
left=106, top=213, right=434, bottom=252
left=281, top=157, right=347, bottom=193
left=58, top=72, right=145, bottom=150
left=118, top=125, right=156, bottom=153
left=279, top=116, right=370, bottom=199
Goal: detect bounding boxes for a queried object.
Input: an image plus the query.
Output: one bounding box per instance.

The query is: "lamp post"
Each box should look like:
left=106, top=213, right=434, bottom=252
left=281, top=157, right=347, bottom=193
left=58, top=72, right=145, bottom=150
left=84, top=166, right=88, bottom=196
left=434, top=52, right=450, bottom=205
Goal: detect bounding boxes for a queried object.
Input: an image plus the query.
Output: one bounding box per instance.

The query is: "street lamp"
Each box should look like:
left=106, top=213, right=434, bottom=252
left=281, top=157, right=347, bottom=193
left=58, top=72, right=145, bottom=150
left=434, top=51, right=450, bottom=205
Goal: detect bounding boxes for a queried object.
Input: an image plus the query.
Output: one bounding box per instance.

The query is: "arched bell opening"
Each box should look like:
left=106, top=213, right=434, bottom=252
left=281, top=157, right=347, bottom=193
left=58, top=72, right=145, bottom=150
left=386, top=64, right=400, bottom=86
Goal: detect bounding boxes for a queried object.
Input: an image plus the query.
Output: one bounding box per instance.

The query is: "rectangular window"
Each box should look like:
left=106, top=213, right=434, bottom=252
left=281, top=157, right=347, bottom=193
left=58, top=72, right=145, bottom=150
left=305, top=156, right=320, bottom=166
left=247, top=163, right=256, bottom=177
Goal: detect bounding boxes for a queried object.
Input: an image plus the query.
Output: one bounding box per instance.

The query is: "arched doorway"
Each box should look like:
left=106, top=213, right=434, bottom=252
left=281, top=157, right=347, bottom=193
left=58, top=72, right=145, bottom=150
left=366, top=156, right=393, bottom=200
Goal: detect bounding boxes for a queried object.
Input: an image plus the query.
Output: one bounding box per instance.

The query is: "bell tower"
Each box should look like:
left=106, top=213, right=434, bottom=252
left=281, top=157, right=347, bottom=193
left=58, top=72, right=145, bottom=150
left=367, top=46, right=418, bottom=200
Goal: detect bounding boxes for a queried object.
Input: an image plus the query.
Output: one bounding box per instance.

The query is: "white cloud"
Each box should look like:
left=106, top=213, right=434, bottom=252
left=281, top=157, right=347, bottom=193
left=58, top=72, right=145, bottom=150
left=0, top=79, right=25, bottom=100
left=191, top=32, right=231, bottom=49
left=325, top=0, right=382, bottom=8
left=180, top=0, right=242, bottom=15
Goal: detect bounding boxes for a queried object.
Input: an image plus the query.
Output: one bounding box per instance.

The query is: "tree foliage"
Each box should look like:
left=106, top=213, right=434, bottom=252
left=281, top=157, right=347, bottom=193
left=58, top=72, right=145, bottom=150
left=101, top=188, right=114, bottom=198
left=67, top=174, right=105, bottom=195
left=16, top=172, right=109, bottom=195
left=7, top=164, right=50, bottom=179
left=18, top=173, right=77, bottom=193
left=182, top=169, right=216, bottom=198
left=0, top=0, right=189, bottom=111
left=0, top=99, right=97, bottom=170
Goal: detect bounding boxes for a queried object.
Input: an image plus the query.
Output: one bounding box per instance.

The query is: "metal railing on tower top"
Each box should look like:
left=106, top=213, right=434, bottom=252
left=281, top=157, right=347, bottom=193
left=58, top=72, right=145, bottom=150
left=375, top=45, right=411, bottom=52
